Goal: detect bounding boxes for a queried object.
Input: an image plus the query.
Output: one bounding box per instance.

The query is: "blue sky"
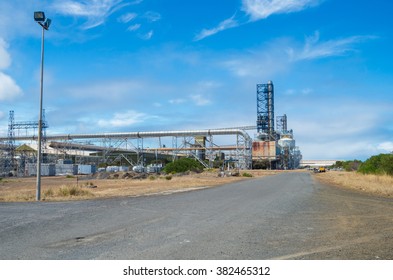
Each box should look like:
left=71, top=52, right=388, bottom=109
left=0, top=0, right=392, bottom=160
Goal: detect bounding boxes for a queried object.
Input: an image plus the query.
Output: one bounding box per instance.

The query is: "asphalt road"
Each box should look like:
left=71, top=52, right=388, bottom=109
left=1, top=172, right=393, bottom=260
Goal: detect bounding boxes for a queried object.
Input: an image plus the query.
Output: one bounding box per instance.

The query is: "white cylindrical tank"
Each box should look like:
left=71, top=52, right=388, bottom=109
left=278, top=137, right=295, bottom=148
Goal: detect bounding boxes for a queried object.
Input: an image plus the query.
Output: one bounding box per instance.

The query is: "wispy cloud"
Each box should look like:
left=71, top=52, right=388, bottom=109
left=143, top=11, right=161, bottom=22
left=195, top=0, right=323, bottom=40
left=52, top=0, right=130, bottom=29
left=284, top=88, right=313, bottom=96
left=127, top=24, right=141, bottom=32
left=97, top=110, right=154, bottom=128
left=221, top=38, right=291, bottom=78
left=194, top=16, right=238, bottom=41
left=222, top=32, right=376, bottom=78
left=117, top=10, right=160, bottom=37
left=118, top=12, right=137, bottom=23
left=139, top=30, right=154, bottom=40
left=191, top=94, right=211, bottom=106
left=242, top=0, right=321, bottom=21
left=169, top=99, right=186, bottom=105
left=288, top=31, right=377, bottom=61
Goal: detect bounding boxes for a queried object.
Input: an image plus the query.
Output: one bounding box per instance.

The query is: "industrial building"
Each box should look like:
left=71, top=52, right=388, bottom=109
left=253, top=81, right=302, bottom=169
left=0, top=80, right=301, bottom=176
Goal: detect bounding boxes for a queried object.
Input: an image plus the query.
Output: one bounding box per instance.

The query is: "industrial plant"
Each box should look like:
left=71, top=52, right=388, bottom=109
left=253, top=81, right=302, bottom=170
left=0, top=81, right=301, bottom=177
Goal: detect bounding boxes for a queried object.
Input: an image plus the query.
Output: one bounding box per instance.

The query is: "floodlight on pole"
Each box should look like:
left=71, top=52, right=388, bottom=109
left=34, top=11, right=51, bottom=201
left=34, top=11, right=46, bottom=22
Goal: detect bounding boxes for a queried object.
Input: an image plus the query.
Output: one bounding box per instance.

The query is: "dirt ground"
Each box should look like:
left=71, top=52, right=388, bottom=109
left=0, top=169, right=280, bottom=202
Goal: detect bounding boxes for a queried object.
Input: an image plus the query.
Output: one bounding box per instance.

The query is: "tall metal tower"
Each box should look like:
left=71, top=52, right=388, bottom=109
left=7, top=110, right=48, bottom=159
left=256, top=80, right=274, bottom=140
left=276, top=114, right=288, bottom=134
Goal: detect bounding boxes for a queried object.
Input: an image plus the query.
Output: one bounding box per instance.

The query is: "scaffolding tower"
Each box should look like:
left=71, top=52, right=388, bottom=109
left=3, top=110, right=48, bottom=175
left=256, top=81, right=275, bottom=140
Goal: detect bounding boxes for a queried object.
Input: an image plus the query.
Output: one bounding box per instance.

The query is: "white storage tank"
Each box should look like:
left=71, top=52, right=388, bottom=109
left=278, top=137, right=295, bottom=149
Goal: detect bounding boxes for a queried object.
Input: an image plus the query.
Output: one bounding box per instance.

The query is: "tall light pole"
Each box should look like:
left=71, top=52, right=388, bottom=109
left=34, top=11, right=51, bottom=201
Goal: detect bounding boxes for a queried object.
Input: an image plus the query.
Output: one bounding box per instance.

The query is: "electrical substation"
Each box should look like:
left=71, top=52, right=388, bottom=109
left=0, top=81, right=301, bottom=177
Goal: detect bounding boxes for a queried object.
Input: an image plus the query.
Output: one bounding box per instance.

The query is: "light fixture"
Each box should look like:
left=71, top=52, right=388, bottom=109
left=34, top=11, right=46, bottom=22
left=34, top=11, right=51, bottom=30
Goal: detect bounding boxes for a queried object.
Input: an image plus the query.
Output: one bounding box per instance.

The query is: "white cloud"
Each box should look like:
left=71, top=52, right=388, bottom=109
left=118, top=12, right=137, bottom=23
left=97, top=110, right=153, bottom=127
left=0, top=37, right=22, bottom=101
left=242, top=0, right=321, bottom=21
left=0, top=72, right=23, bottom=101
left=52, top=0, right=129, bottom=29
left=194, top=16, right=238, bottom=41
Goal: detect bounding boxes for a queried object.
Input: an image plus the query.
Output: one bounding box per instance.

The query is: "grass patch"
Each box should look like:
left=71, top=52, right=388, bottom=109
left=315, top=171, right=393, bottom=197
left=57, top=185, right=93, bottom=197
left=165, top=175, right=172, bottom=180
left=242, top=172, right=253, bottom=177
left=43, top=188, right=54, bottom=198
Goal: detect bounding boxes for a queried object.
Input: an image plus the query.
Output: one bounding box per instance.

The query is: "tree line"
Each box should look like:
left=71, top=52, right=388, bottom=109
left=332, top=153, right=393, bottom=176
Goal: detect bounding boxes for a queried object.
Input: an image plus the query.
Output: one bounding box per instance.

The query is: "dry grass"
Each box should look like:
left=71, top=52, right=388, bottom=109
left=314, top=171, right=393, bottom=198
left=0, top=169, right=282, bottom=202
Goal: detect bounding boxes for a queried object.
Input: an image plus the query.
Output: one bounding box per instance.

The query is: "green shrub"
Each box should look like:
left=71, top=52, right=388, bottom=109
left=242, top=172, right=253, bottom=177
left=358, top=154, right=393, bottom=176
left=163, top=158, right=204, bottom=174
left=332, top=160, right=362, bottom=171
left=165, top=175, right=172, bottom=180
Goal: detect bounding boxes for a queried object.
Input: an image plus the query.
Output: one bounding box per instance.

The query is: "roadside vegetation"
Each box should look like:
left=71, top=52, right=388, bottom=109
left=163, top=158, right=204, bottom=174
left=331, top=160, right=362, bottom=171
left=315, top=153, right=393, bottom=198
left=330, top=154, right=393, bottom=175
left=357, top=154, right=393, bottom=176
